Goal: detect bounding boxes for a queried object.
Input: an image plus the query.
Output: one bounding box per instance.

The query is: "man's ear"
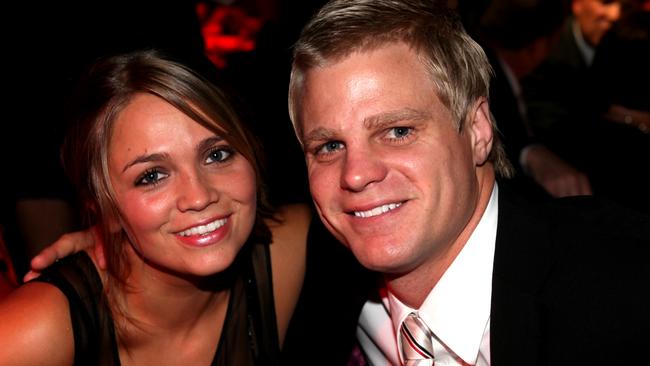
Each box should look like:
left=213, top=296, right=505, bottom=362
left=467, top=97, right=493, bottom=166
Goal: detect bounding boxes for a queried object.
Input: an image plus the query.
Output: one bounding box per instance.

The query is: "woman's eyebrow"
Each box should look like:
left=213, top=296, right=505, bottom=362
left=197, top=136, right=225, bottom=153
left=122, top=152, right=170, bottom=173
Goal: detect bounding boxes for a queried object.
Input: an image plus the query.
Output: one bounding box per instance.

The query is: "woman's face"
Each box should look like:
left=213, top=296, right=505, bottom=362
left=108, top=93, right=257, bottom=279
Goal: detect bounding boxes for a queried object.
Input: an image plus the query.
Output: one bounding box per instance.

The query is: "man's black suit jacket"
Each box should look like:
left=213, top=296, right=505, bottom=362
left=281, top=183, right=649, bottom=365
left=491, top=181, right=650, bottom=364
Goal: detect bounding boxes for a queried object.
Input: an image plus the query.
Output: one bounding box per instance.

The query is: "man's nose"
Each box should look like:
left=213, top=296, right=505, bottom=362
left=340, top=146, right=388, bottom=192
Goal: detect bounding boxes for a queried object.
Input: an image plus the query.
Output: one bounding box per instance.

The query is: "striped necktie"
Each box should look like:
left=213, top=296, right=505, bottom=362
left=400, top=312, right=435, bottom=365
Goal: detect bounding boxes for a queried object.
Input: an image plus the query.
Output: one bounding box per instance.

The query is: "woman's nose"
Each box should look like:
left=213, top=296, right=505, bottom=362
left=176, top=172, right=215, bottom=212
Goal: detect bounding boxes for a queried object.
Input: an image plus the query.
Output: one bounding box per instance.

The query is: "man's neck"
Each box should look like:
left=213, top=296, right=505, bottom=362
left=385, top=169, right=496, bottom=308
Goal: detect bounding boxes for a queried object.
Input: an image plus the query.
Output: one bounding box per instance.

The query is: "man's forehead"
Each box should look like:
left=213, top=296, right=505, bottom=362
left=294, top=44, right=440, bottom=142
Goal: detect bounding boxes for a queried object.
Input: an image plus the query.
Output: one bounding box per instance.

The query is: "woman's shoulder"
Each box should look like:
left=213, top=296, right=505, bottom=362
left=267, top=203, right=312, bottom=238
left=264, top=203, right=312, bottom=345
left=264, top=203, right=312, bottom=267
left=0, top=280, right=75, bottom=364
left=265, top=202, right=312, bottom=280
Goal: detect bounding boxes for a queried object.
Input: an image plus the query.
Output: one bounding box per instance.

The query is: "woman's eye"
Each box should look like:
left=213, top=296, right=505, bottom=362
left=387, top=126, right=412, bottom=139
left=205, top=147, right=233, bottom=164
left=135, top=169, right=168, bottom=186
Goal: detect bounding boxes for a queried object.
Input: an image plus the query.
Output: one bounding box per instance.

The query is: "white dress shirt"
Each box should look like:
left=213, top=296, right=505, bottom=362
left=357, top=185, right=499, bottom=365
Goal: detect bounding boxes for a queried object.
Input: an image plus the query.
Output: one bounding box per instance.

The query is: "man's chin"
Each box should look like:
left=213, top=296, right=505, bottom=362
left=352, top=250, right=413, bottom=274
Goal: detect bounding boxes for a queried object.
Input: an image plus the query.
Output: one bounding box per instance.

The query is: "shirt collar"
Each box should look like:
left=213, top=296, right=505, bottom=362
left=572, top=18, right=595, bottom=65
left=388, top=184, right=499, bottom=364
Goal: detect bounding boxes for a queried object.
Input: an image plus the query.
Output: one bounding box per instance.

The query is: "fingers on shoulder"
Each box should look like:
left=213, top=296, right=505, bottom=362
left=0, top=282, right=74, bottom=364
left=29, top=246, right=59, bottom=271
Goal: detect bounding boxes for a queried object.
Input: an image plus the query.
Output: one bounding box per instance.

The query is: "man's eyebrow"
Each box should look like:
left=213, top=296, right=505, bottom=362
left=363, top=108, right=430, bottom=129
left=302, top=127, right=338, bottom=146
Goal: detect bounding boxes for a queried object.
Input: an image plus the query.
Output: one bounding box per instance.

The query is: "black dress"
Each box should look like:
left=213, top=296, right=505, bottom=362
left=32, top=241, right=280, bottom=365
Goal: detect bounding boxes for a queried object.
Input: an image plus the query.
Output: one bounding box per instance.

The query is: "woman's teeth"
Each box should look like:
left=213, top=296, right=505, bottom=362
left=178, top=218, right=227, bottom=237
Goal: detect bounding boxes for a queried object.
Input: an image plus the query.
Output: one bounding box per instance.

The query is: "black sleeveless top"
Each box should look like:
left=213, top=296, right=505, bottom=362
left=33, top=241, right=280, bottom=365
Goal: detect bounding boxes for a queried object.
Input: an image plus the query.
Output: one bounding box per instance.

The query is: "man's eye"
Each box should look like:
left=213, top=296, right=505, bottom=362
left=206, top=147, right=233, bottom=164
left=387, top=127, right=412, bottom=139
left=135, top=169, right=168, bottom=186
left=317, top=141, right=344, bottom=154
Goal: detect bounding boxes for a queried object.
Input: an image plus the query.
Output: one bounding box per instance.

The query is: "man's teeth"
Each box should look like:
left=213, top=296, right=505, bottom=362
left=178, top=218, right=227, bottom=237
left=354, top=203, right=401, bottom=218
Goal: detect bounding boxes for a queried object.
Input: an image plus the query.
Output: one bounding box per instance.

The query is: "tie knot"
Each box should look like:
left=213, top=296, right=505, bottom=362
left=400, top=312, right=434, bottom=364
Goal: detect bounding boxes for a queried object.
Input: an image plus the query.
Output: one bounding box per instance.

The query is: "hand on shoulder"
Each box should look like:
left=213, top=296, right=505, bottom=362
left=23, top=227, right=103, bottom=283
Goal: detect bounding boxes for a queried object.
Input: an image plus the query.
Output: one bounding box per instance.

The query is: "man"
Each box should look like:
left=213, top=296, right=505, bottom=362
left=573, top=0, right=622, bottom=50
left=288, top=0, right=649, bottom=364
left=571, top=5, right=650, bottom=215
left=523, top=0, right=622, bottom=137
left=476, top=0, right=592, bottom=199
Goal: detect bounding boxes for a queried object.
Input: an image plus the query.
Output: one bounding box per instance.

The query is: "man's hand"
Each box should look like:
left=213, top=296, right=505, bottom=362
left=23, top=227, right=104, bottom=282
left=525, top=145, right=593, bottom=198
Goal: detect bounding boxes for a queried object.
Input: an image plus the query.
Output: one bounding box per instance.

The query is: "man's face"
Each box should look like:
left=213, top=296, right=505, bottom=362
left=573, top=0, right=621, bottom=46
left=296, top=43, right=493, bottom=275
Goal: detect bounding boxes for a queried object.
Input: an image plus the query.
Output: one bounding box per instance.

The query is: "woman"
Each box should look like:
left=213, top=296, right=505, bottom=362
left=0, top=50, right=309, bottom=365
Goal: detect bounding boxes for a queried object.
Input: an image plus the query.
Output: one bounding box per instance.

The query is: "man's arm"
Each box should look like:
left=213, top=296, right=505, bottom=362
left=23, top=228, right=103, bottom=282
left=522, top=144, right=592, bottom=197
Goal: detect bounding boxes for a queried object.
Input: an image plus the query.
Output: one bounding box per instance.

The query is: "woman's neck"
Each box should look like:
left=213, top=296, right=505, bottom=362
left=115, top=285, right=230, bottom=366
left=104, top=244, right=234, bottom=363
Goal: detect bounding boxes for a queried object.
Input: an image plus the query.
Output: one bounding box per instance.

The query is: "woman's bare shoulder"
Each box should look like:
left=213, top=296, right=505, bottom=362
left=267, top=203, right=312, bottom=237
left=265, top=203, right=312, bottom=345
left=0, top=281, right=75, bottom=365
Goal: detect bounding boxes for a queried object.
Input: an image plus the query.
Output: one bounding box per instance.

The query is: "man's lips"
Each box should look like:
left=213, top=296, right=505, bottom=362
left=349, top=201, right=404, bottom=218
